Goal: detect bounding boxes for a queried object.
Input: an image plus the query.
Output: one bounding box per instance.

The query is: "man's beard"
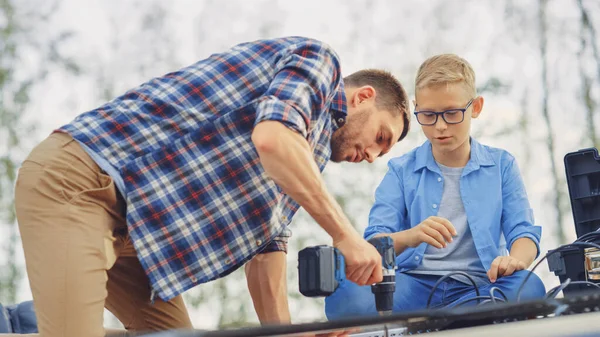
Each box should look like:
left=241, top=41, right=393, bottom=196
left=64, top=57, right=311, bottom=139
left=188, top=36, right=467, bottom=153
left=330, top=110, right=371, bottom=163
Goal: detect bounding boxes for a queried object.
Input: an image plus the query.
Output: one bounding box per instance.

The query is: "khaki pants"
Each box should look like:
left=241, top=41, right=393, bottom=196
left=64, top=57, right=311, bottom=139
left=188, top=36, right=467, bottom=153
left=14, top=132, right=193, bottom=337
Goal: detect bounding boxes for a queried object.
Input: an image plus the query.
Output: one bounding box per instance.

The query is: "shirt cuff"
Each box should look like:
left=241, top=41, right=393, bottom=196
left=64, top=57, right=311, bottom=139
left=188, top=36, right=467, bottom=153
left=259, top=227, right=291, bottom=254
left=364, top=226, right=394, bottom=240
left=255, top=97, right=309, bottom=138
left=509, top=232, right=541, bottom=258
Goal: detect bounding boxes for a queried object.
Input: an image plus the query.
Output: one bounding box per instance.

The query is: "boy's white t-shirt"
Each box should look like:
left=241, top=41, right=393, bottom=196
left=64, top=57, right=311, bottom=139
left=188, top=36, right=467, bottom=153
left=407, top=162, right=489, bottom=285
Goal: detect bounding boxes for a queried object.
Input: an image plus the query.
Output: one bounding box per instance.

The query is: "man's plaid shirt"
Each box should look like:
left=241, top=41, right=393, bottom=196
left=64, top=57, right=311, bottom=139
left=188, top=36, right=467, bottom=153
left=58, top=37, right=348, bottom=301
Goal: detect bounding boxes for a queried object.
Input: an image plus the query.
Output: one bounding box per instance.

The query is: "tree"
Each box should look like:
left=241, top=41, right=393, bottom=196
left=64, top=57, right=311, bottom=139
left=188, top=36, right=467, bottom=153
left=576, top=0, right=599, bottom=150
left=0, top=0, right=79, bottom=304
left=538, top=0, right=567, bottom=244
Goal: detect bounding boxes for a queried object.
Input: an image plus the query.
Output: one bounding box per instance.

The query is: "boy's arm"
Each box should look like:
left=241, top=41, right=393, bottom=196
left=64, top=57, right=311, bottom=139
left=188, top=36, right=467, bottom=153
left=509, top=237, right=537, bottom=267
left=488, top=237, right=537, bottom=283
left=387, top=216, right=456, bottom=253
left=488, top=155, right=541, bottom=282
left=366, top=161, right=454, bottom=255
left=368, top=161, right=456, bottom=255
left=500, top=155, right=541, bottom=256
left=366, top=161, right=408, bottom=246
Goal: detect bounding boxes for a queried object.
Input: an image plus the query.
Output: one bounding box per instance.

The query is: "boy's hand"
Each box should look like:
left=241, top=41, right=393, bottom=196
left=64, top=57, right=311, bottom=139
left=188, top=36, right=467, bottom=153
left=487, top=256, right=527, bottom=283
left=405, top=216, right=457, bottom=249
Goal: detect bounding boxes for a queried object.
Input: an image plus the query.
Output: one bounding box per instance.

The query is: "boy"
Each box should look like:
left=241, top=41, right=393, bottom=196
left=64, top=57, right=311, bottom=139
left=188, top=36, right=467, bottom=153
left=324, top=54, right=545, bottom=319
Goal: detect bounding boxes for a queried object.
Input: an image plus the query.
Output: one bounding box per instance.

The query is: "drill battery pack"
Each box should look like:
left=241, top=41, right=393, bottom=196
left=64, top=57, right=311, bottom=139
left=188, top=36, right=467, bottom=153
left=298, top=245, right=345, bottom=297
left=547, top=147, right=600, bottom=295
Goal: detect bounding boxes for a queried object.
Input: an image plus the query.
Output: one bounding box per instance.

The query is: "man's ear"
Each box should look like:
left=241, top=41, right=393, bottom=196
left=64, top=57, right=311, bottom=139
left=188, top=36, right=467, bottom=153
left=471, top=96, right=484, bottom=119
left=356, top=85, right=376, bottom=104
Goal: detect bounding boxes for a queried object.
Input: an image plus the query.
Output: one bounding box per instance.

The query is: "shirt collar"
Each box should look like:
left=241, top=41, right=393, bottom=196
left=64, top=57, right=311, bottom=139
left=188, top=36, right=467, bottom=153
left=414, top=137, right=496, bottom=174
left=330, top=81, right=347, bottom=132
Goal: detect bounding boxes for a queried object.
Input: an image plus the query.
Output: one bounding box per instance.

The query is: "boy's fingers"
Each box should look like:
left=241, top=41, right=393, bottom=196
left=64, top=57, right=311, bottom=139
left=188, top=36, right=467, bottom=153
left=420, top=231, right=443, bottom=248
left=498, top=257, right=510, bottom=276
left=429, top=221, right=453, bottom=243
left=488, top=267, right=498, bottom=282
left=488, top=258, right=501, bottom=282
left=432, top=216, right=457, bottom=236
left=504, top=260, right=518, bottom=276
left=422, top=226, right=446, bottom=248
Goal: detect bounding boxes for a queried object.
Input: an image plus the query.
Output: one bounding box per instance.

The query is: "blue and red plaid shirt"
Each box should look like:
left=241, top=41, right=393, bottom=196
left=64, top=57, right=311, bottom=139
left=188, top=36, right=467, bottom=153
left=58, top=37, right=348, bottom=301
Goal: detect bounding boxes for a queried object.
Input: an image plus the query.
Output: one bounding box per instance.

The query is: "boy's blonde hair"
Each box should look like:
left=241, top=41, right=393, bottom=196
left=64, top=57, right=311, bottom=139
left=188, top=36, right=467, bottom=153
left=415, top=54, right=476, bottom=97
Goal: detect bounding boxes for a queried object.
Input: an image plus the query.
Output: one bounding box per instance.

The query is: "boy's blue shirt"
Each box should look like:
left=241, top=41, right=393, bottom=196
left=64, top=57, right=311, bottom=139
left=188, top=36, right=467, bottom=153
left=364, top=138, right=541, bottom=272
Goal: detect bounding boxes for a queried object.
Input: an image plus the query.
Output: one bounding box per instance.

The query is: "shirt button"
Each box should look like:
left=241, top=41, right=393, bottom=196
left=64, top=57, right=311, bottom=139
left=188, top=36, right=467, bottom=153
left=282, top=216, right=288, bottom=222
left=190, top=275, right=198, bottom=282
left=432, top=204, right=438, bottom=209
left=437, top=177, right=442, bottom=182
left=414, top=256, right=420, bottom=261
left=337, top=118, right=345, bottom=124
left=256, top=240, right=262, bottom=246
left=225, top=259, right=231, bottom=265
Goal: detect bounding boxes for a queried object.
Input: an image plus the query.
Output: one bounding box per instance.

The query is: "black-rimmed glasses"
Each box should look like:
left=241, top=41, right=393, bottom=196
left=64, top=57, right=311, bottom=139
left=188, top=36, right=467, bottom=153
left=414, top=98, right=474, bottom=126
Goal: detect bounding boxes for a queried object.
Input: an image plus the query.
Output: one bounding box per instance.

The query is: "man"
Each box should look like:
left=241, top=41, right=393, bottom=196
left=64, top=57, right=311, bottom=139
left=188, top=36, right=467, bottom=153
left=14, top=36, right=410, bottom=337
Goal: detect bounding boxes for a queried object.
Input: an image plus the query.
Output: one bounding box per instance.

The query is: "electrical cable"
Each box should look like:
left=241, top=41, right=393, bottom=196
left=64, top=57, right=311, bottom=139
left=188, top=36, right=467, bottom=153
left=440, top=288, right=506, bottom=309
left=451, top=295, right=506, bottom=308
left=426, top=271, right=480, bottom=309
left=575, top=229, right=600, bottom=243
left=545, top=280, right=600, bottom=299
left=545, top=278, right=571, bottom=299
left=488, top=287, right=508, bottom=303
left=553, top=303, right=570, bottom=317
left=516, top=241, right=600, bottom=302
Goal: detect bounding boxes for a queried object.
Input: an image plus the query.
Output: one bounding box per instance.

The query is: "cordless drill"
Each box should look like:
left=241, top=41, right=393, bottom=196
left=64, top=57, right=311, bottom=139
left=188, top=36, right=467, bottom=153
left=298, top=236, right=396, bottom=316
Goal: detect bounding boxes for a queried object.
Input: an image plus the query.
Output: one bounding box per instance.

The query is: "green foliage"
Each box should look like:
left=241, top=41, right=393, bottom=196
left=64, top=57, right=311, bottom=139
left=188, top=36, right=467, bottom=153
left=0, top=0, right=25, bottom=305
left=0, top=0, right=78, bottom=304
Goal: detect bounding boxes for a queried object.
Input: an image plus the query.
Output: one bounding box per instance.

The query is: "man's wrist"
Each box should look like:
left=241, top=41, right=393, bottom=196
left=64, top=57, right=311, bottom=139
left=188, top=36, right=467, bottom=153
left=331, top=226, right=361, bottom=245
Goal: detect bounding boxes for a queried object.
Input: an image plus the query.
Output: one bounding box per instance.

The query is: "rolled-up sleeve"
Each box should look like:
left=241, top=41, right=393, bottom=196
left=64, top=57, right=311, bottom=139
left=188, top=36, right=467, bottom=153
left=501, top=155, right=542, bottom=257
left=260, top=227, right=291, bottom=254
left=254, top=40, right=342, bottom=138
left=365, top=161, right=408, bottom=240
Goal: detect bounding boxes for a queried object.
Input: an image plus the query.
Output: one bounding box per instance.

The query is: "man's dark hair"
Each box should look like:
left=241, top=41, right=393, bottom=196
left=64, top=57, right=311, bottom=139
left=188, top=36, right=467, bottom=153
left=343, top=69, right=410, bottom=142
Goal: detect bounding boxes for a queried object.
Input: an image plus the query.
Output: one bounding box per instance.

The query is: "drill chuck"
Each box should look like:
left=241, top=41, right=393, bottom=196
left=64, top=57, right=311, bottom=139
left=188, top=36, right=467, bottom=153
left=372, top=269, right=395, bottom=315
left=367, top=236, right=397, bottom=315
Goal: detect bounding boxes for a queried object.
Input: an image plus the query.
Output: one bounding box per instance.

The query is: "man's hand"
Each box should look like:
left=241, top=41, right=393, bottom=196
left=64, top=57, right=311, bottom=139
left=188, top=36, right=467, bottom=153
left=334, top=234, right=383, bottom=286
left=487, top=256, right=527, bottom=283
left=404, top=216, right=457, bottom=249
